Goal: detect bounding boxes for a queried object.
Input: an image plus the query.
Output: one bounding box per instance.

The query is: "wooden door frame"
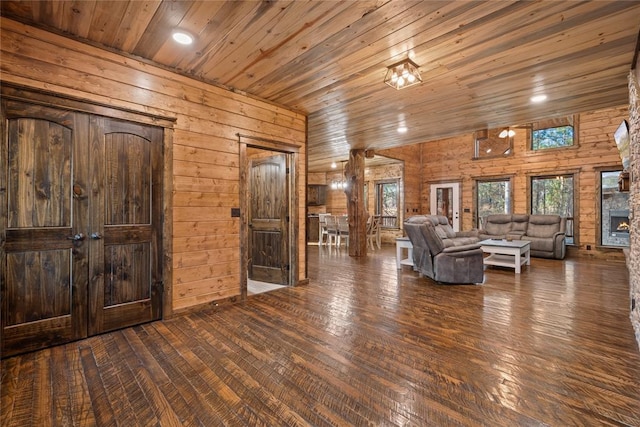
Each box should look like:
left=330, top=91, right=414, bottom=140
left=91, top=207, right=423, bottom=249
left=238, top=134, right=299, bottom=301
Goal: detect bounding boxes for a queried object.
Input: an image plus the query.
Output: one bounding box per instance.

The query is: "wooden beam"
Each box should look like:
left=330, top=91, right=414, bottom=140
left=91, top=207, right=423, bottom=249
left=345, top=149, right=367, bottom=257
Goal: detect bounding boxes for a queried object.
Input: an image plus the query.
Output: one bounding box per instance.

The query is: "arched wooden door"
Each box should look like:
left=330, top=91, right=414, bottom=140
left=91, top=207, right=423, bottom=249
left=248, top=154, right=289, bottom=285
left=1, top=101, right=89, bottom=356
left=88, top=117, right=164, bottom=336
left=1, top=100, right=163, bottom=357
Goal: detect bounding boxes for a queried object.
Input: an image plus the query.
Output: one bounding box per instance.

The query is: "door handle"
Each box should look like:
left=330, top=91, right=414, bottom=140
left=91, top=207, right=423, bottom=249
left=90, top=232, right=103, bottom=240
left=66, top=233, right=85, bottom=241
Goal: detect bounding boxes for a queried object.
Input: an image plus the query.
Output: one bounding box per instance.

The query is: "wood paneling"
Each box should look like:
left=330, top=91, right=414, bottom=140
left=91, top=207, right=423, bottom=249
left=1, top=3, right=638, bottom=172
left=377, top=145, right=422, bottom=218
left=2, top=246, right=639, bottom=425
left=0, top=18, right=306, bottom=313
left=307, top=172, right=328, bottom=215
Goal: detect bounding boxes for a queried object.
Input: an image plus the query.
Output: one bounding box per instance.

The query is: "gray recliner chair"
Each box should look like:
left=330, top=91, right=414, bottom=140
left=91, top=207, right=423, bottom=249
left=404, top=215, right=484, bottom=284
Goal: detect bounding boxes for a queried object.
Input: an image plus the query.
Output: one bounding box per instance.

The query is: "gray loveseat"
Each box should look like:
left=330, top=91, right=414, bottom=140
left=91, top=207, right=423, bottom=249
left=404, top=215, right=484, bottom=284
left=478, top=214, right=566, bottom=259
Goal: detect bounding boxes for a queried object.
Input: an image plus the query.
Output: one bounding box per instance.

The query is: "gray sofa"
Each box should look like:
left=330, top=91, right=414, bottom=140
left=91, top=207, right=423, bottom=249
left=478, top=214, right=566, bottom=259
left=404, top=215, right=484, bottom=284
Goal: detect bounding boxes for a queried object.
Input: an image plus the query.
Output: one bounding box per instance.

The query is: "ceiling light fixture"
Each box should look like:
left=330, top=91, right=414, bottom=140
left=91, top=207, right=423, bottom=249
left=384, top=58, right=422, bottom=90
left=172, top=30, right=194, bottom=45
left=330, top=161, right=348, bottom=190
left=397, top=126, right=408, bottom=133
left=498, top=128, right=516, bottom=138
left=331, top=162, right=337, bottom=169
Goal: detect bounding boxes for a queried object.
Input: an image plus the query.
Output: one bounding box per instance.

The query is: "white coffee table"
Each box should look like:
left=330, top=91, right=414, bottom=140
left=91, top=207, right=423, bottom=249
left=480, top=239, right=531, bottom=274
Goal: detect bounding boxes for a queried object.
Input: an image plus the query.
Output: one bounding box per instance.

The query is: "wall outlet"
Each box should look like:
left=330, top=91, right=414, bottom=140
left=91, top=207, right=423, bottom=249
left=586, top=244, right=591, bottom=250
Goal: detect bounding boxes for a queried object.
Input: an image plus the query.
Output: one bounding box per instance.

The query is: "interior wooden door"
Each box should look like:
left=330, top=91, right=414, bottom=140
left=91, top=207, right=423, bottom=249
left=88, top=117, right=163, bottom=335
left=1, top=101, right=90, bottom=357
left=248, top=153, right=289, bottom=284
left=1, top=99, right=164, bottom=357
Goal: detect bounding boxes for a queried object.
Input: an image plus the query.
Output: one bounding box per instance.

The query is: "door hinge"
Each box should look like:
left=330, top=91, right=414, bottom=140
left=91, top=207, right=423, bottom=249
left=286, top=216, right=290, bottom=222
left=285, top=264, right=290, bottom=271
left=286, top=167, right=290, bottom=174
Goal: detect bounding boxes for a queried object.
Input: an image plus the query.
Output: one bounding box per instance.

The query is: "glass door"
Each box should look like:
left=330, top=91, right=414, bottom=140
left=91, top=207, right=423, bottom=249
left=430, top=182, right=460, bottom=231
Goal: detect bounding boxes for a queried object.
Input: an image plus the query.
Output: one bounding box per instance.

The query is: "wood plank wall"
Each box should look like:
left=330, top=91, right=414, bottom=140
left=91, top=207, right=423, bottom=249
left=0, top=18, right=307, bottom=313
left=376, top=145, right=423, bottom=218
left=307, top=172, right=327, bottom=215
left=415, top=105, right=628, bottom=259
left=324, top=171, right=349, bottom=217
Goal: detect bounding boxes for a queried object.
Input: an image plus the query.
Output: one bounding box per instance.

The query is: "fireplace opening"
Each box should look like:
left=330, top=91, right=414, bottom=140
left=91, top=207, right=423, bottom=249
left=610, top=209, right=630, bottom=237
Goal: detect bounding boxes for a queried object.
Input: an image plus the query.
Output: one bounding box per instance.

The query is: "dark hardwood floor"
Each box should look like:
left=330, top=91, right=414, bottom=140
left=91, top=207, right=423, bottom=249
left=2, top=245, right=640, bottom=426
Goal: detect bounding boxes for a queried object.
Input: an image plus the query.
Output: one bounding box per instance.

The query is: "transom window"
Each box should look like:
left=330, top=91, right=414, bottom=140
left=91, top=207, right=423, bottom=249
left=531, top=115, right=577, bottom=150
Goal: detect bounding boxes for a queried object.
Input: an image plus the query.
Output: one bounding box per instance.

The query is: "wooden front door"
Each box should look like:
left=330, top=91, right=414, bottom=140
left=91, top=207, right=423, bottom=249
left=1, top=100, right=163, bottom=357
left=248, top=154, right=289, bottom=284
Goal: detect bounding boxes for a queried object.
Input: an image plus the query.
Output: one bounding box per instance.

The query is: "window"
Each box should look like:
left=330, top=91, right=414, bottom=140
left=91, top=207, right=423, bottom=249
left=600, top=170, right=629, bottom=247
left=531, top=174, right=574, bottom=244
left=375, top=180, right=399, bottom=228
left=476, top=179, right=511, bottom=228
left=531, top=115, right=577, bottom=150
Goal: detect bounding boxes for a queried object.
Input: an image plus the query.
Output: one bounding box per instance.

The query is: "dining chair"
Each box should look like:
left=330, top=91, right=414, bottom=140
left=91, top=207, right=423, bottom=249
left=324, top=215, right=339, bottom=246
left=318, top=213, right=331, bottom=246
left=367, top=215, right=381, bottom=249
left=337, top=215, right=349, bottom=248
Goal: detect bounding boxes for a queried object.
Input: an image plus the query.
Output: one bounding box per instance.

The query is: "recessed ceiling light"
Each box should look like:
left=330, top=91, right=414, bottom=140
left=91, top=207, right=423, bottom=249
left=331, top=162, right=337, bottom=169
left=531, top=94, right=547, bottom=103
left=172, top=30, right=194, bottom=45
left=397, top=126, right=408, bottom=133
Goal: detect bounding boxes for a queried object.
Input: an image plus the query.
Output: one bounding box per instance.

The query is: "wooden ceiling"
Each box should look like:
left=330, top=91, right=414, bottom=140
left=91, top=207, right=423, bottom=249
left=2, top=1, right=639, bottom=172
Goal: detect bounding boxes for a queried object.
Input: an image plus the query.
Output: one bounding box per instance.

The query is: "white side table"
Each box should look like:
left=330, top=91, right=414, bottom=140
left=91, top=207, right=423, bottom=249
left=396, top=237, right=413, bottom=269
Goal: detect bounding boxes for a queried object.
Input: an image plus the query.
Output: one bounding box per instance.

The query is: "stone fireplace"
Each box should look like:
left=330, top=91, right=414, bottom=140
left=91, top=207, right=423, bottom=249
left=627, top=66, right=639, bottom=349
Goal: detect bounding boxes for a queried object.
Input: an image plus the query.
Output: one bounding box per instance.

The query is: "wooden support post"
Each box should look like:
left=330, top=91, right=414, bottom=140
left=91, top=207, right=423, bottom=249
left=344, top=149, right=367, bottom=257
